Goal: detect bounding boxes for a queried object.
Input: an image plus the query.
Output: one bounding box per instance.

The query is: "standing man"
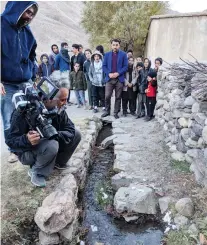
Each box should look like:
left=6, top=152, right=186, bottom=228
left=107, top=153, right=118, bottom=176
left=54, top=42, right=71, bottom=104
left=49, top=44, right=59, bottom=66
left=1, top=1, right=38, bottom=163
left=71, top=44, right=86, bottom=71
left=102, top=39, right=128, bottom=119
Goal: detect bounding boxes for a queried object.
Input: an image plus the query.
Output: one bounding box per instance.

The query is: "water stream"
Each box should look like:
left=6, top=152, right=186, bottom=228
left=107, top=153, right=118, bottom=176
left=81, top=123, right=164, bottom=245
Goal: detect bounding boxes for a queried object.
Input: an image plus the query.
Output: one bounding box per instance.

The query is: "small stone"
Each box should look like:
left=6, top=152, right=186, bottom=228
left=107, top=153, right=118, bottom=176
left=184, top=96, right=196, bottom=108
left=192, top=102, right=200, bottom=113
left=163, top=101, right=170, bottom=111
left=202, top=126, right=207, bottom=144
left=174, top=214, right=189, bottom=227
left=187, top=224, right=198, bottom=236
left=171, top=151, right=185, bottom=162
left=178, top=118, right=188, bottom=128
left=198, top=137, right=205, bottom=148
left=159, top=197, right=172, bottom=214
left=175, top=198, right=194, bottom=217
left=194, top=113, right=207, bottom=126
left=185, top=138, right=198, bottom=148
left=123, top=215, right=139, bottom=222
left=156, top=99, right=165, bottom=109
left=101, top=135, right=117, bottom=149
left=39, top=231, right=59, bottom=245
left=113, top=128, right=127, bottom=134
left=172, top=109, right=183, bottom=118
left=180, top=128, right=189, bottom=141
left=169, top=145, right=177, bottom=153
left=95, top=243, right=104, bottom=245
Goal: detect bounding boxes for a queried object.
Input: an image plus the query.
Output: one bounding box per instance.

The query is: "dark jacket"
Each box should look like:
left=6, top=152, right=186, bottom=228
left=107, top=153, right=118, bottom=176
left=83, top=59, right=91, bottom=81
left=54, top=53, right=71, bottom=72
left=1, top=1, right=38, bottom=83
left=71, top=53, right=86, bottom=71
left=38, top=54, right=54, bottom=77
left=137, top=69, right=148, bottom=94
left=103, top=50, right=128, bottom=83
left=70, top=70, right=87, bottom=91
left=6, top=109, right=75, bottom=156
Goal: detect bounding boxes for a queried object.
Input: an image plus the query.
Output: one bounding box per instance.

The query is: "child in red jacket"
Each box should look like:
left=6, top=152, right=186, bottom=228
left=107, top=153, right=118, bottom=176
left=145, top=71, right=157, bottom=121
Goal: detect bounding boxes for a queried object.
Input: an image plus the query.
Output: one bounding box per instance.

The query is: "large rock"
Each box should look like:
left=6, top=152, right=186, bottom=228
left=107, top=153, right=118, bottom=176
left=156, top=99, right=165, bottom=109
left=35, top=174, right=78, bottom=233
left=114, top=151, right=133, bottom=172
left=175, top=198, right=194, bottom=217
left=172, top=109, right=183, bottom=118
left=177, top=134, right=188, bottom=153
left=163, top=101, right=170, bottom=111
left=39, top=231, right=59, bottom=245
left=184, top=96, right=196, bottom=108
left=171, top=151, right=185, bottom=162
left=202, top=126, right=207, bottom=144
left=114, top=184, right=157, bottom=215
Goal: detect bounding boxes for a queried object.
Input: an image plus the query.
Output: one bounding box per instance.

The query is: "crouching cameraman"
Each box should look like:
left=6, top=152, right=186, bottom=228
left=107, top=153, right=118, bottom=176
left=6, top=87, right=81, bottom=187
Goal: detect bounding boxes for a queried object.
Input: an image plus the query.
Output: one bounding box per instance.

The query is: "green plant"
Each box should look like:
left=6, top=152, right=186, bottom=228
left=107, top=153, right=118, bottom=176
left=164, top=229, right=196, bottom=245
left=95, top=180, right=114, bottom=208
left=170, top=160, right=190, bottom=173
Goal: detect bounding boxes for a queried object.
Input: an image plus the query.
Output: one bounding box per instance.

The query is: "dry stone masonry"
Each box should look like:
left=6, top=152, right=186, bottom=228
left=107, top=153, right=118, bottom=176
left=155, top=64, right=207, bottom=187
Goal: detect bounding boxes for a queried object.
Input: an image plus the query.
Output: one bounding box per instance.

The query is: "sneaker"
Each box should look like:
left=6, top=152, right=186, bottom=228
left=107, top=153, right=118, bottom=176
left=83, top=105, right=87, bottom=110
left=8, top=152, right=18, bottom=163
left=89, top=106, right=93, bottom=110
left=54, top=164, right=69, bottom=170
left=131, top=112, right=136, bottom=116
left=123, top=113, right=127, bottom=117
left=114, top=114, right=119, bottom=119
left=101, top=112, right=110, bottom=118
left=76, top=105, right=81, bottom=108
left=93, top=108, right=98, bottom=113
left=102, top=107, right=106, bottom=112
left=145, top=116, right=152, bottom=122
left=31, top=173, right=46, bottom=187
left=28, top=168, right=33, bottom=177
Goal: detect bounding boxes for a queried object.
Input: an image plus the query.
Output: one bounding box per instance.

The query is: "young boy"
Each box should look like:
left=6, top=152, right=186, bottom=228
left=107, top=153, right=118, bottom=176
left=70, top=63, right=87, bottom=109
left=136, top=62, right=147, bottom=118
left=145, top=71, right=157, bottom=121
left=83, top=49, right=93, bottom=109
left=154, top=57, right=163, bottom=72
left=38, top=54, right=54, bottom=77
left=88, top=51, right=105, bottom=113
left=122, top=57, right=137, bottom=116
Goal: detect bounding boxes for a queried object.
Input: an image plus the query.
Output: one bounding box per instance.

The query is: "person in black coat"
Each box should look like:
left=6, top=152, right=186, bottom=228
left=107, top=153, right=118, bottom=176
left=70, top=44, right=86, bottom=71
left=6, top=87, right=81, bottom=187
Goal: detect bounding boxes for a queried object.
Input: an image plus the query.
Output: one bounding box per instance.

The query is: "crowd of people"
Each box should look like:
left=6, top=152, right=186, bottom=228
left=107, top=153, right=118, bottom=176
left=1, top=1, right=163, bottom=187
left=35, top=39, right=163, bottom=121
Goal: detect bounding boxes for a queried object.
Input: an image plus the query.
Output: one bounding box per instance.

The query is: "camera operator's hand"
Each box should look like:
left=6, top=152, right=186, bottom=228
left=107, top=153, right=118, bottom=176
left=0, top=83, right=6, bottom=95
left=27, top=130, right=40, bottom=145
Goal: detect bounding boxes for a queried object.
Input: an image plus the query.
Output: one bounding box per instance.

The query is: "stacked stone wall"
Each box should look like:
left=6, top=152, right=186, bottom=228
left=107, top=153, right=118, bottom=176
left=155, top=65, right=207, bottom=186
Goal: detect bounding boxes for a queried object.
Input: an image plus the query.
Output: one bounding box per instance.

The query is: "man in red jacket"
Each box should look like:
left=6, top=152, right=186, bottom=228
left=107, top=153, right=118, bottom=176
left=145, top=71, right=157, bottom=121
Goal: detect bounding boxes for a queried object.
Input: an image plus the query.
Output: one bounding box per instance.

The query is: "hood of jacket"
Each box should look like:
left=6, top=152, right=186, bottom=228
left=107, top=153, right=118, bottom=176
left=1, top=1, right=38, bottom=27
left=40, top=53, right=49, bottom=62
left=91, top=50, right=103, bottom=63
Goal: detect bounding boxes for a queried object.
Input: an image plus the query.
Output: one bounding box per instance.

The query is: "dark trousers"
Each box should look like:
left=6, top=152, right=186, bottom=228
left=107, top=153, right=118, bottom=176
left=122, top=90, right=137, bottom=114
left=92, top=85, right=105, bottom=107
left=146, top=97, right=156, bottom=118
left=137, top=93, right=147, bottom=116
left=67, top=89, right=71, bottom=103
left=87, top=80, right=93, bottom=107
left=105, top=79, right=123, bottom=115
left=20, top=129, right=81, bottom=177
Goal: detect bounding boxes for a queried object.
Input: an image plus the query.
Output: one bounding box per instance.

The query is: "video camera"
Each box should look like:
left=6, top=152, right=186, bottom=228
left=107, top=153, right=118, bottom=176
left=12, top=77, right=59, bottom=140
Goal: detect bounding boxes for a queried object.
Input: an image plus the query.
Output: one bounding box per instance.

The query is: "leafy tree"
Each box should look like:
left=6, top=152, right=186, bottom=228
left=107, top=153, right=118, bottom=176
left=81, top=1, right=169, bottom=55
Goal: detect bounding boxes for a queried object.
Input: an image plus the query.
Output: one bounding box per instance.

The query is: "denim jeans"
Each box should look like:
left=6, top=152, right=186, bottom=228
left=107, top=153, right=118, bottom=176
left=74, top=90, right=85, bottom=105
left=1, top=80, right=32, bottom=140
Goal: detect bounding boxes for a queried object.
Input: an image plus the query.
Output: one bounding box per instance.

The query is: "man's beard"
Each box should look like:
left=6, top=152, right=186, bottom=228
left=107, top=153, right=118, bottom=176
left=18, top=18, right=30, bottom=27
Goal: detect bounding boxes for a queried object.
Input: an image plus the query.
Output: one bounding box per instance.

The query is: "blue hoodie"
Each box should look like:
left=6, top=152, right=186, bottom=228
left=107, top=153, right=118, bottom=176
left=1, top=1, right=38, bottom=83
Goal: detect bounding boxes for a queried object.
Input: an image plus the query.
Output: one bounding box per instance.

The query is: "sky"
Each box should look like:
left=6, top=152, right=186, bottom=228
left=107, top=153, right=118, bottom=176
left=169, top=0, right=207, bottom=13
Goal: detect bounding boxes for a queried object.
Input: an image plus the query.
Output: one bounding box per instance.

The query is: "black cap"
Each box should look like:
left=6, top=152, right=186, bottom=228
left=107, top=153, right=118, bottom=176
left=148, top=71, right=157, bottom=78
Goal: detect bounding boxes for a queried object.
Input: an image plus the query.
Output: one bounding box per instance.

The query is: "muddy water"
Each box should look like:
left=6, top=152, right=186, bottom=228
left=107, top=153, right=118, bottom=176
left=81, top=123, right=163, bottom=245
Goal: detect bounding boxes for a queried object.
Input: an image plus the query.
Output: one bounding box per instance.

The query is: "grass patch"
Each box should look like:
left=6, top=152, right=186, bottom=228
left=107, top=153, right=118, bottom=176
left=164, top=229, right=196, bottom=245
left=170, top=160, right=190, bottom=173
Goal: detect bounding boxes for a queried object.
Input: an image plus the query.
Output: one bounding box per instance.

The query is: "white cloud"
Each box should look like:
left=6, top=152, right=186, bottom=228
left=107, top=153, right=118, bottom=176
left=169, top=0, right=207, bottom=13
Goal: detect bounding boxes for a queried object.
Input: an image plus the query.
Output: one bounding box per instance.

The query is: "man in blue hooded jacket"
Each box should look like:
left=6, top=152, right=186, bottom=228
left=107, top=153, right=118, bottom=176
left=1, top=1, right=38, bottom=163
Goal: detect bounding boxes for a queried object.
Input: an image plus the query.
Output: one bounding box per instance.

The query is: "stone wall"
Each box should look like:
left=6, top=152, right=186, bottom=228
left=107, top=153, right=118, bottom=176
left=155, top=65, right=207, bottom=187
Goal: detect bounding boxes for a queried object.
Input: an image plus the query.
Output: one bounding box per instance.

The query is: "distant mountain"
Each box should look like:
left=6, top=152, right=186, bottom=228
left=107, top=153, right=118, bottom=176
left=166, top=9, right=180, bottom=15
left=1, top=1, right=90, bottom=59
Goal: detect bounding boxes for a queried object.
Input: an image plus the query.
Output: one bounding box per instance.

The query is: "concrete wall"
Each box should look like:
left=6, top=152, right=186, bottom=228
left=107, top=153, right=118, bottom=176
left=145, top=14, right=207, bottom=62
